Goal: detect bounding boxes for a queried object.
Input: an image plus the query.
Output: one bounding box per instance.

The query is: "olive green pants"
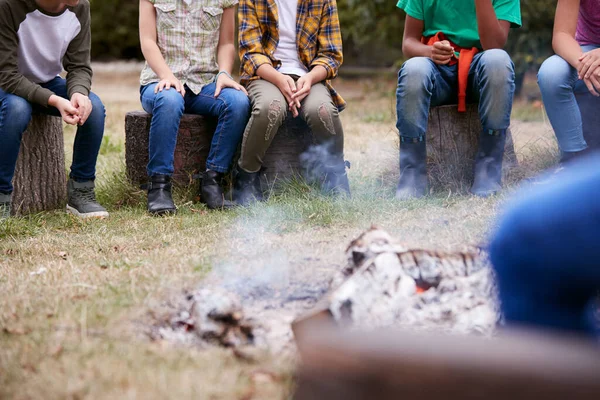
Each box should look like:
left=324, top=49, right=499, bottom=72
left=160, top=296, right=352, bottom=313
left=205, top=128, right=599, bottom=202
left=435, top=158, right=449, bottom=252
left=238, top=78, right=345, bottom=173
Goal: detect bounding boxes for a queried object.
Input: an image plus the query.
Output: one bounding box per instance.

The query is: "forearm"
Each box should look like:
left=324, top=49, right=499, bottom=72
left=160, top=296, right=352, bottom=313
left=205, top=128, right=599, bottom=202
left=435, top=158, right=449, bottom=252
left=141, top=40, right=174, bottom=80
left=307, top=65, right=328, bottom=84
left=402, top=37, right=433, bottom=59
left=256, top=64, right=284, bottom=86
left=553, top=33, right=584, bottom=68
left=217, top=43, right=236, bottom=75
left=475, top=0, right=508, bottom=49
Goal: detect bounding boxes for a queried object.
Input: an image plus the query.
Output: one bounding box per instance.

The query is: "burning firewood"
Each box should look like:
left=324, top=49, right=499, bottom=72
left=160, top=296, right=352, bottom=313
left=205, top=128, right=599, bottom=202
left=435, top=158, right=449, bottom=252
left=294, top=227, right=498, bottom=341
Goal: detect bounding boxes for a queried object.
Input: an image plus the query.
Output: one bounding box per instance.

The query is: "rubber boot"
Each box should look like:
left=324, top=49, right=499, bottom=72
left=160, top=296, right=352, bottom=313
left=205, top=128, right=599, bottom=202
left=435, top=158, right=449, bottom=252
left=322, top=159, right=351, bottom=198
left=147, top=174, right=176, bottom=216
left=200, top=170, right=236, bottom=210
left=232, top=165, right=263, bottom=206
left=395, top=138, right=428, bottom=200
left=470, top=129, right=506, bottom=197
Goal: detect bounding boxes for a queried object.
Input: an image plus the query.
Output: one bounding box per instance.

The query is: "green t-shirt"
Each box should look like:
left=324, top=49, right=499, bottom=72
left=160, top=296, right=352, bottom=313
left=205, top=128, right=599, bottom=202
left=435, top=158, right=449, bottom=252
left=396, top=0, right=522, bottom=49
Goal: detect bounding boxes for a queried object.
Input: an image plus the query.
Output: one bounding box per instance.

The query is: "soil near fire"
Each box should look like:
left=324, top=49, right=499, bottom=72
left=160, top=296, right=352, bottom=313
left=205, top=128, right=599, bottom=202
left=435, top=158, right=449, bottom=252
left=0, top=63, right=558, bottom=400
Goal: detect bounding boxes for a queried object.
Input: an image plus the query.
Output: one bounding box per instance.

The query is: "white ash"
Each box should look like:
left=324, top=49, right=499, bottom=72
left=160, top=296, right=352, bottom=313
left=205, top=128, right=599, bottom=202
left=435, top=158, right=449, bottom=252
left=148, top=227, right=499, bottom=352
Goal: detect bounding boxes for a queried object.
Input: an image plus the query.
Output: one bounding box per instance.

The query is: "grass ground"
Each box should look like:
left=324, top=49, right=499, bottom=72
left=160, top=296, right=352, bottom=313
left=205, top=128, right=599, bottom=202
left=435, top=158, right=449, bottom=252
left=0, top=64, right=558, bottom=400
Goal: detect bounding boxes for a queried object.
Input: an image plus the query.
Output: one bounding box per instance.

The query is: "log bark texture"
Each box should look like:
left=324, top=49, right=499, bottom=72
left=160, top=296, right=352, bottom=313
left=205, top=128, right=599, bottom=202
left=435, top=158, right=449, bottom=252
left=294, top=325, right=600, bottom=400
left=425, top=104, right=517, bottom=192
left=125, top=111, right=313, bottom=186
left=12, top=115, right=66, bottom=215
left=125, top=111, right=217, bottom=185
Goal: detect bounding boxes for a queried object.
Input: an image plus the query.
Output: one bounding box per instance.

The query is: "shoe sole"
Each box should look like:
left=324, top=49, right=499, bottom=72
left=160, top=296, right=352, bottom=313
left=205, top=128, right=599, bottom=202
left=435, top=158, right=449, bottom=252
left=66, top=205, right=109, bottom=219
left=149, top=208, right=177, bottom=216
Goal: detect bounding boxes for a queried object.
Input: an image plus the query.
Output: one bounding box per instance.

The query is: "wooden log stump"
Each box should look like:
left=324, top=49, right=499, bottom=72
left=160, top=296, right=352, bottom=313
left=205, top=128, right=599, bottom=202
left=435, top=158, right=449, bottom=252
left=125, top=111, right=313, bottom=186
left=12, top=115, right=66, bottom=215
left=294, top=325, right=600, bottom=400
left=425, top=104, right=517, bottom=192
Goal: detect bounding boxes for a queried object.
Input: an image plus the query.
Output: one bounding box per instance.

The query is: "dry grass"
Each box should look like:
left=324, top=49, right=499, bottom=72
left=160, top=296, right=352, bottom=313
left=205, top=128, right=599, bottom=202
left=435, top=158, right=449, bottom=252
left=0, top=64, right=559, bottom=400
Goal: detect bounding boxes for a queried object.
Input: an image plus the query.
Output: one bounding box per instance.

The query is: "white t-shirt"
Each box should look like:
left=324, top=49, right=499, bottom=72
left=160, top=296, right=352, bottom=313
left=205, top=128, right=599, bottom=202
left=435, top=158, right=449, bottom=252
left=273, top=0, right=308, bottom=76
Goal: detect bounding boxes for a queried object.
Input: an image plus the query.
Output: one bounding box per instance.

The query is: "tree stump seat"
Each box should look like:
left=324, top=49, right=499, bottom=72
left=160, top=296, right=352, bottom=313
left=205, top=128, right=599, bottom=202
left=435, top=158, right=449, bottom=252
left=124, top=111, right=313, bottom=186
left=423, top=104, right=517, bottom=192
left=12, top=114, right=67, bottom=216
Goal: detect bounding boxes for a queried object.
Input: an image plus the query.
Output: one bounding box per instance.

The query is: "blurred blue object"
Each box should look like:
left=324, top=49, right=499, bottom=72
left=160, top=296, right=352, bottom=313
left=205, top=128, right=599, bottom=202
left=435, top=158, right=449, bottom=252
left=490, top=152, right=600, bottom=337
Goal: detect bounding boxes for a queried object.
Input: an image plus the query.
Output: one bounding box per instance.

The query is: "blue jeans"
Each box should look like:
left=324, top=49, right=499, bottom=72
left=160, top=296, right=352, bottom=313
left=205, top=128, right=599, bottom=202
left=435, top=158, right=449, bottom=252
left=140, top=82, right=251, bottom=176
left=0, top=76, right=105, bottom=194
left=396, top=49, right=515, bottom=139
left=538, top=44, right=599, bottom=153
left=490, top=153, right=600, bottom=337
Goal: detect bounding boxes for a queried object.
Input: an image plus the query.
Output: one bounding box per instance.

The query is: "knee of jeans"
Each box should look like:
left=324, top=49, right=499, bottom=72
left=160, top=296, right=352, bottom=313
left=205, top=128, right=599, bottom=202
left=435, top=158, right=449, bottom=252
left=1, top=96, right=32, bottom=128
left=478, top=49, right=514, bottom=83
left=154, top=89, right=185, bottom=114
left=398, top=57, right=435, bottom=94
left=88, top=93, right=106, bottom=118
left=538, top=55, right=574, bottom=93
left=222, top=90, right=251, bottom=118
left=253, top=96, right=287, bottom=123
left=304, top=101, right=338, bottom=135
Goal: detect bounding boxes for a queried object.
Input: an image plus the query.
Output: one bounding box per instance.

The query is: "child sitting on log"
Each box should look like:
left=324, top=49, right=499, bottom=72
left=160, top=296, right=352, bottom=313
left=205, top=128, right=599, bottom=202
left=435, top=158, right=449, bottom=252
left=395, top=0, right=521, bottom=199
left=234, top=0, right=350, bottom=205
left=0, top=0, right=109, bottom=220
left=139, top=0, right=250, bottom=215
left=538, top=0, right=600, bottom=166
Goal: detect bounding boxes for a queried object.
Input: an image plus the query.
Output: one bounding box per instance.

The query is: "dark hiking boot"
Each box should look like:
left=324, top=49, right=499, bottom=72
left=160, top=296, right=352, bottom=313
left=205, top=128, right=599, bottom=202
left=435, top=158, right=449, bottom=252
left=470, top=130, right=506, bottom=197
left=0, top=193, right=11, bottom=221
left=67, top=179, right=109, bottom=218
left=322, top=159, right=351, bottom=198
left=147, top=174, right=176, bottom=216
left=232, top=165, right=263, bottom=206
left=395, top=138, right=428, bottom=200
left=200, top=170, right=236, bottom=210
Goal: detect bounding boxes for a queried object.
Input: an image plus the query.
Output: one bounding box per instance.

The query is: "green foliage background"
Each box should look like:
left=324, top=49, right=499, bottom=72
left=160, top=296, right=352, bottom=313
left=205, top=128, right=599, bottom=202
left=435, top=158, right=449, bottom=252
left=90, top=0, right=556, bottom=78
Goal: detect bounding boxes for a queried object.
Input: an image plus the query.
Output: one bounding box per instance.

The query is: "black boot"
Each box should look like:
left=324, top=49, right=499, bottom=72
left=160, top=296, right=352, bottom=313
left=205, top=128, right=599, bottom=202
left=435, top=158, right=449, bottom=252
left=200, top=170, right=236, bottom=210
left=322, top=159, right=351, bottom=198
left=395, top=138, right=427, bottom=200
left=232, top=165, right=263, bottom=206
left=147, top=174, right=176, bottom=216
left=470, top=129, right=506, bottom=197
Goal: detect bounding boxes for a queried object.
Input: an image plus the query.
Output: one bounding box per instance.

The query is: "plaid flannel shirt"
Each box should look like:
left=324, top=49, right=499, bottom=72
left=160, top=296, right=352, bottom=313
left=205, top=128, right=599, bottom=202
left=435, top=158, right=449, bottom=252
left=238, top=0, right=346, bottom=111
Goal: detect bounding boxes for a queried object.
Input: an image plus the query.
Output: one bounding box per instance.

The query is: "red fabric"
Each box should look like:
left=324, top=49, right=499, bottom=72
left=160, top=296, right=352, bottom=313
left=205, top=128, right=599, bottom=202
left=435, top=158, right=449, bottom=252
left=422, top=32, right=479, bottom=112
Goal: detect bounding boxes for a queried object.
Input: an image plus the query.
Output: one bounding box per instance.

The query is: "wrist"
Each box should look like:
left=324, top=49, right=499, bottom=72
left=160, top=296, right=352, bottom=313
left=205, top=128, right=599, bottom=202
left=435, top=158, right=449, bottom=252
left=48, top=95, right=60, bottom=107
left=216, top=70, right=233, bottom=81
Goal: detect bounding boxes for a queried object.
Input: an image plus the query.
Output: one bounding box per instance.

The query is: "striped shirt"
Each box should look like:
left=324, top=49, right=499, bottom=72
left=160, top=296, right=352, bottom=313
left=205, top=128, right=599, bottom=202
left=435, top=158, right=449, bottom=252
left=238, top=0, right=346, bottom=111
left=140, top=0, right=238, bottom=95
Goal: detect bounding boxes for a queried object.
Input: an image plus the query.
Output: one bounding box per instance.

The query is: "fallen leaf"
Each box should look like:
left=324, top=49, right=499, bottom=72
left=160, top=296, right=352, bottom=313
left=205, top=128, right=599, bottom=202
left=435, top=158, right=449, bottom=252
left=49, top=344, right=64, bottom=358
left=57, top=251, right=68, bottom=260
left=3, top=326, right=31, bottom=335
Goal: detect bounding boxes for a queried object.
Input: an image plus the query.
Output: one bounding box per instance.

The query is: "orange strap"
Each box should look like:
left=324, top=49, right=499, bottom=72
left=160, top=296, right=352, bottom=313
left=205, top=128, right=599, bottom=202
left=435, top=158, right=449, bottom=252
left=422, top=32, right=479, bottom=112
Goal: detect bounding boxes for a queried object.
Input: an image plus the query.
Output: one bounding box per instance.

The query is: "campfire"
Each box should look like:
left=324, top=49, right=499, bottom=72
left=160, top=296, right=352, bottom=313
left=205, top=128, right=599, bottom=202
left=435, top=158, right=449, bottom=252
left=148, top=227, right=498, bottom=352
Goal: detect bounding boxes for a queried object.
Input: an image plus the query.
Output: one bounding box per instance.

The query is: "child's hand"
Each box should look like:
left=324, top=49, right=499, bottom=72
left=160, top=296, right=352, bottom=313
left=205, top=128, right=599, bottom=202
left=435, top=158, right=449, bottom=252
left=214, top=73, right=248, bottom=98
left=70, top=93, right=93, bottom=126
left=276, top=74, right=300, bottom=117
left=430, top=40, right=454, bottom=65
left=578, top=49, right=600, bottom=96
left=155, top=74, right=186, bottom=96
left=292, top=74, right=314, bottom=104
left=49, top=95, right=80, bottom=125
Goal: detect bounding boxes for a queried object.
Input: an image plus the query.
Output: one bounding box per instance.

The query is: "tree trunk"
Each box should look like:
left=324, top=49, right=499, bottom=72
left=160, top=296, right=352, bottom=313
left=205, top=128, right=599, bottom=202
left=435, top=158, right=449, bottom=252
left=426, top=104, right=517, bottom=192
left=12, top=115, right=66, bottom=216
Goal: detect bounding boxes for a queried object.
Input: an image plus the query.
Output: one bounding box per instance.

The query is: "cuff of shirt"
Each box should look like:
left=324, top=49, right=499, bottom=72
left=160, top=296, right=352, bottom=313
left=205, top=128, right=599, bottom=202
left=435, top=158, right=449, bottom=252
left=31, top=87, right=55, bottom=108
left=68, top=85, right=90, bottom=99
left=310, top=59, right=338, bottom=80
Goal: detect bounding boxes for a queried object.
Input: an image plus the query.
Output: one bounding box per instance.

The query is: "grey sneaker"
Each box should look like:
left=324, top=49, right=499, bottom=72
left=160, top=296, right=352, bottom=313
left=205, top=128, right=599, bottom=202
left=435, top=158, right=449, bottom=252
left=0, top=193, right=11, bottom=221
left=66, top=180, right=109, bottom=219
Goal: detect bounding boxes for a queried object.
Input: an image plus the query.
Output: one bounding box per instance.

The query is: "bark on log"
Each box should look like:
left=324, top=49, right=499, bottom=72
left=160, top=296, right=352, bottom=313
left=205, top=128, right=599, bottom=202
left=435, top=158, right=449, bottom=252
left=294, top=325, right=600, bottom=400
left=12, top=115, right=66, bottom=215
left=125, top=111, right=217, bottom=185
left=125, top=111, right=313, bottom=186
left=425, top=104, right=517, bottom=192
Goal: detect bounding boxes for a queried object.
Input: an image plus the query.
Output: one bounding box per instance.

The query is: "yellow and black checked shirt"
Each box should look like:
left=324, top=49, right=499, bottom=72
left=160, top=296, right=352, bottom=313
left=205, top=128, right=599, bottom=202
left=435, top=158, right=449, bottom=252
left=238, top=0, right=346, bottom=111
